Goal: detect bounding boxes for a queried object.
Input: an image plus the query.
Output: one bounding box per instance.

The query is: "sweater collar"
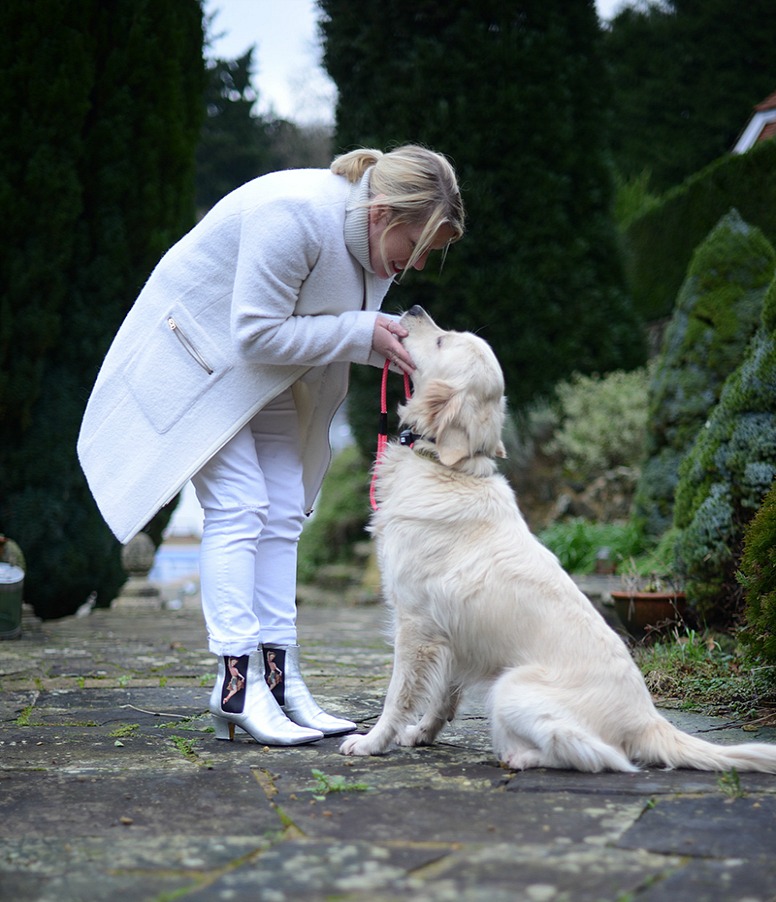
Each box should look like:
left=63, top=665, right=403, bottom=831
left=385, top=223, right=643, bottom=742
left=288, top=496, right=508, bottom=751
left=344, top=168, right=374, bottom=273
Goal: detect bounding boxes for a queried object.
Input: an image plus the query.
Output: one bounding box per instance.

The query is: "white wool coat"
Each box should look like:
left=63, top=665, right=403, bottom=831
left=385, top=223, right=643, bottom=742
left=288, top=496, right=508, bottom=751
left=78, top=168, right=394, bottom=543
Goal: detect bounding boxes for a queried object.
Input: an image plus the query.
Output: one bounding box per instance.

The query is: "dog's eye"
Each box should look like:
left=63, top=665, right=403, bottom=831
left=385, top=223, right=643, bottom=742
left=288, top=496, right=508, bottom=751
left=436, top=337, right=444, bottom=348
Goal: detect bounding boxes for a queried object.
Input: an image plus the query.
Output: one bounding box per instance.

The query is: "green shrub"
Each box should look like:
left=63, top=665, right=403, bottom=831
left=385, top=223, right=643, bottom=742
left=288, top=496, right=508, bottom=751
left=543, top=366, right=651, bottom=480
left=633, top=211, right=773, bottom=537
left=673, top=271, right=776, bottom=627
left=297, top=445, right=372, bottom=583
left=538, top=518, right=646, bottom=574
left=739, top=481, right=776, bottom=665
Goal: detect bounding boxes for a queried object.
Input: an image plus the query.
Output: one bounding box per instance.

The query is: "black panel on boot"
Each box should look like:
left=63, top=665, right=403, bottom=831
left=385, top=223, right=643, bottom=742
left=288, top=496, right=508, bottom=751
left=263, top=646, right=286, bottom=706
left=221, top=654, right=249, bottom=714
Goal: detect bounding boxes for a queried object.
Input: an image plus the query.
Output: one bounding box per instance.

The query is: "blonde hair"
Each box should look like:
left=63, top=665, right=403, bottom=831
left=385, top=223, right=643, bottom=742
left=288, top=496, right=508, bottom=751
left=331, top=144, right=464, bottom=274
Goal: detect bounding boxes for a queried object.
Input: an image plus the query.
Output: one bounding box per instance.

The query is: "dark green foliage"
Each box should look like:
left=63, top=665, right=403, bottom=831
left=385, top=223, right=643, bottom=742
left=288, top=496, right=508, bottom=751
left=0, top=0, right=204, bottom=618
left=622, top=140, right=776, bottom=321
left=297, top=446, right=371, bottom=583
left=673, top=271, right=776, bottom=627
left=633, top=211, right=774, bottom=537
left=739, top=481, right=776, bottom=665
left=604, top=0, right=776, bottom=194
left=321, top=0, right=646, bottom=453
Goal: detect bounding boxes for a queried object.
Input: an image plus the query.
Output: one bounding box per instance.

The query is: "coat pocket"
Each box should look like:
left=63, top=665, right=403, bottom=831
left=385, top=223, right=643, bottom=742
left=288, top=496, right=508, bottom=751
left=124, top=303, right=232, bottom=434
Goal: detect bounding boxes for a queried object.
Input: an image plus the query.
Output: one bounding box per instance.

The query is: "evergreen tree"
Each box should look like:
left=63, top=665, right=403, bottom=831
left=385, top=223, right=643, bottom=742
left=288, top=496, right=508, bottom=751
left=195, top=44, right=333, bottom=212
left=320, top=0, right=645, bottom=452
left=604, top=0, right=776, bottom=193
left=196, top=49, right=275, bottom=209
left=0, top=0, right=204, bottom=619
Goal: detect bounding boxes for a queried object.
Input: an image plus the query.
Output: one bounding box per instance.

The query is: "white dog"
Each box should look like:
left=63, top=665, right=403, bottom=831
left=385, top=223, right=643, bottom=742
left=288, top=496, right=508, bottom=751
left=340, top=306, right=776, bottom=773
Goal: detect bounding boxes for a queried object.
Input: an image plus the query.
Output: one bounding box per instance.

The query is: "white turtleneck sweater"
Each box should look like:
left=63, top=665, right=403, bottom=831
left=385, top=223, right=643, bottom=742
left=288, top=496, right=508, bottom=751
left=78, top=168, right=394, bottom=543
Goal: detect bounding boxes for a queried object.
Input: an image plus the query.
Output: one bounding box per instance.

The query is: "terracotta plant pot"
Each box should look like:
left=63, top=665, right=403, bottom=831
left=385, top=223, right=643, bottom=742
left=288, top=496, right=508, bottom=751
left=610, top=590, right=687, bottom=642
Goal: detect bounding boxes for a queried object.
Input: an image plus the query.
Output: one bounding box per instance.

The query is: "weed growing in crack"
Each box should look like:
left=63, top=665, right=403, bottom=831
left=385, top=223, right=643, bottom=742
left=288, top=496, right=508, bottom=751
left=307, top=768, right=371, bottom=800
left=718, top=768, right=744, bottom=799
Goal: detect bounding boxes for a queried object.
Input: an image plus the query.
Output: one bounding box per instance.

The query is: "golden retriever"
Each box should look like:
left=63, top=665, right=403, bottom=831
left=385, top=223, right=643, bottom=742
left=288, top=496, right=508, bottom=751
left=340, top=306, right=776, bottom=773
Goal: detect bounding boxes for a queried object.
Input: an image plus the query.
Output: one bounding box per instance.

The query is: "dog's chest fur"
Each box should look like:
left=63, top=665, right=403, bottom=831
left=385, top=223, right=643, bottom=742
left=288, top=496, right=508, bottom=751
left=371, top=444, right=514, bottom=532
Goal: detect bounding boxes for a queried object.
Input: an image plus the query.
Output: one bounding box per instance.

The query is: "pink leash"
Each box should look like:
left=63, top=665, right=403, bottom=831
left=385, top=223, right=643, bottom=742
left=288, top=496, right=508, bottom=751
left=370, top=360, right=412, bottom=511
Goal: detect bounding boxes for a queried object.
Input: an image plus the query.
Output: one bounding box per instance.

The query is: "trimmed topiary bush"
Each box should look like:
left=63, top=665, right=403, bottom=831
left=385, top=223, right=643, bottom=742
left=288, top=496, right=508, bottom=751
left=739, top=481, right=776, bottom=666
left=622, top=139, right=776, bottom=322
left=673, top=269, right=776, bottom=627
left=633, top=210, right=774, bottom=538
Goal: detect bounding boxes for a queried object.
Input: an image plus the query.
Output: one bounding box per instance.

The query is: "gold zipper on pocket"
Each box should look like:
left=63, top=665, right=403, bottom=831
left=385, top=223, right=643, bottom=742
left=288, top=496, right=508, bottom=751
left=167, top=317, right=214, bottom=375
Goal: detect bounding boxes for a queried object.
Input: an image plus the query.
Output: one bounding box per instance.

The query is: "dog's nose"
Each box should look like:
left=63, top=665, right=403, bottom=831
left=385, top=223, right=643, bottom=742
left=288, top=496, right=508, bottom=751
left=407, top=305, right=426, bottom=317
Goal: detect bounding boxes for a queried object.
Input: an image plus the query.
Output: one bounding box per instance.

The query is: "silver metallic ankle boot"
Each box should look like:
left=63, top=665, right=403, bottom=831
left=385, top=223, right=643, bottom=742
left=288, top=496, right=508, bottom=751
left=262, top=644, right=357, bottom=736
left=209, top=651, right=323, bottom=745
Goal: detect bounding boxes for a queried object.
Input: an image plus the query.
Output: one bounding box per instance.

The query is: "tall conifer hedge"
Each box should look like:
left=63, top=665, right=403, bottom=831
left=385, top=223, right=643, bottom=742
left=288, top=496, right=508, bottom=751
left=320, top=0, right=646, bottom=451
left=0, top=0, right=204, bottom=619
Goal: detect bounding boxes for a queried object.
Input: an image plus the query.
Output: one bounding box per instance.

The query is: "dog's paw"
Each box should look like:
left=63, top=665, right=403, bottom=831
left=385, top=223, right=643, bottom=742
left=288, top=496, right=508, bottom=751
left=339, top=733, right=381, bottom=756
left=397, top=724, right=434, bottom=747
left=500, top=749, right=543, bottom=771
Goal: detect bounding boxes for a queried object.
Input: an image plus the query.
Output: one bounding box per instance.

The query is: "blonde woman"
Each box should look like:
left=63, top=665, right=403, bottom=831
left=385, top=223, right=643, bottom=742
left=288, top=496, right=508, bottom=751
left=78, top=145, right=464, bottom=746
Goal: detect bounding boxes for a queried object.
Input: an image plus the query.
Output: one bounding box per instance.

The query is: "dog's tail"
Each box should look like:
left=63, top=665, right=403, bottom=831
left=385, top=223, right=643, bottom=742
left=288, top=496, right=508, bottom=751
left=633, top=716, right=776, bottom=773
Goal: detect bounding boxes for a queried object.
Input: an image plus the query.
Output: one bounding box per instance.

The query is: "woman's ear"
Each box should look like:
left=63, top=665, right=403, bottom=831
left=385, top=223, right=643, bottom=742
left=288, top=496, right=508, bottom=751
left=369, top=196, right=390, bottom=226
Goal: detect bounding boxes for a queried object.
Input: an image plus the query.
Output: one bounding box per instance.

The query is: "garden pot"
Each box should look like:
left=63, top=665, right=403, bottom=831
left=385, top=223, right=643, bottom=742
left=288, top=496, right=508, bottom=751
left=610, top=589, right=687, bottom=642
left=0, top=562, right=24, bottom=640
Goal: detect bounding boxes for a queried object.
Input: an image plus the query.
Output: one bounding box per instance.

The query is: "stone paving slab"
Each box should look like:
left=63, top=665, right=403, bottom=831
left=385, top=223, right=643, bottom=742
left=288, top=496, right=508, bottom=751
left=2, top=593, right=776, bottom=901
left=616, top=794, right=776, bottom=859
left=638, top=858, right=776, bottom=902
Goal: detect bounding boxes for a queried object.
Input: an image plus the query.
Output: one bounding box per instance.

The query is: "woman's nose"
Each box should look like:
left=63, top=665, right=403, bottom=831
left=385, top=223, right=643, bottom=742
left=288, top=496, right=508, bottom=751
left=413, top=251, right=430, bottom=271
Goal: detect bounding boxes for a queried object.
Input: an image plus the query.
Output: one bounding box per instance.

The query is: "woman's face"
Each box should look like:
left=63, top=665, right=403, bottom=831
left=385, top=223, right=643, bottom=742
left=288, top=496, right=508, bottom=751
left=368, top=207, right=456, bottom=280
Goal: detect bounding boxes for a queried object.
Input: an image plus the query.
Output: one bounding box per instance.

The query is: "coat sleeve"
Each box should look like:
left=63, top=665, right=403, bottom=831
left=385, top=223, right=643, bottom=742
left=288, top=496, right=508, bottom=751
left=230, top=196, right=381, bottom=367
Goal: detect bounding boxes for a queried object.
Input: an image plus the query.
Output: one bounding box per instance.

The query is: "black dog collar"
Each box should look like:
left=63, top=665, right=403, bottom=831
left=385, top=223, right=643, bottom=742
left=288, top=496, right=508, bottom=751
left=399, top=428, right=435, bottom=447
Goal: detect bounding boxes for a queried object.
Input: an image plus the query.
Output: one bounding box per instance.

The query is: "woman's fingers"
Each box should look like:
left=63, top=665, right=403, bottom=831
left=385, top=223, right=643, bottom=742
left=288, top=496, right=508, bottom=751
left=372, top=317, right=414, bottom=373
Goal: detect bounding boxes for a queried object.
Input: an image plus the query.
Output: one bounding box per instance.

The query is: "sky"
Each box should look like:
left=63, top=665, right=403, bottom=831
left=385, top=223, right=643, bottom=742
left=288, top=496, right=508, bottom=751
left=203, top=0, right=630, bottom=126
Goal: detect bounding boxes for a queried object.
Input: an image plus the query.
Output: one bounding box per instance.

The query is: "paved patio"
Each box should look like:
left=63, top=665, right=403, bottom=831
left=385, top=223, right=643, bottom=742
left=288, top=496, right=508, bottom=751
left=1, top=580, right=775, bottom=901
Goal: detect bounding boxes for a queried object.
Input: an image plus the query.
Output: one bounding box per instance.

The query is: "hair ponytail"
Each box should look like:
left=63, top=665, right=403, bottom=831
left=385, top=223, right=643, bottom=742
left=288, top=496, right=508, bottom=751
left=330, top=148, right=384, bottom=182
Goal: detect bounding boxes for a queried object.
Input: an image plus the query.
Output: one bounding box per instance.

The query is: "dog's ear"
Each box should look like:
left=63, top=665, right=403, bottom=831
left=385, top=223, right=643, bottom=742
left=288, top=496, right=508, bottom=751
left=436, top=428, right=473, bottom=467
left=411, top=376, right=506, bottom=466
left=423, top=380, right=478, bottom=467
left=419, top=378, right=458, bottom=427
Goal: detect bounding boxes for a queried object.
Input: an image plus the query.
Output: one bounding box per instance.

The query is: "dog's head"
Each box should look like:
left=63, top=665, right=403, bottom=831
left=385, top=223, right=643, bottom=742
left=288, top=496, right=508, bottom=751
left=398, top=306, right=507, bottom=472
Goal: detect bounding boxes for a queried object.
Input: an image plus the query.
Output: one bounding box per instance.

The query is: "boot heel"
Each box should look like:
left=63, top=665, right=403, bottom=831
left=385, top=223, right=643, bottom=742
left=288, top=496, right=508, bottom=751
left=213, top=715, right=235, bottom=741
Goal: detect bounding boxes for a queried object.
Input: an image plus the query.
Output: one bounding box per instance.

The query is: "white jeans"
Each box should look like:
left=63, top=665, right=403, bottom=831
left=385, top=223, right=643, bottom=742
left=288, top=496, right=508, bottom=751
left=191, top=388, right=305, bottom=656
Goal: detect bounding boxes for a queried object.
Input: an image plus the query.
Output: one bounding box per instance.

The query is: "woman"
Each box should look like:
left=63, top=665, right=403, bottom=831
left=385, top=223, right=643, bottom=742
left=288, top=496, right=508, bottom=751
left=78, top=144, right=464, bottom=745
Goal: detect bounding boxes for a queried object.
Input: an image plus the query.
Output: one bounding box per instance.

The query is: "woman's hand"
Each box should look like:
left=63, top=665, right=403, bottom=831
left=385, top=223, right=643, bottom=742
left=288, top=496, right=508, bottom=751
left=372, top=316, right=414, bottom=374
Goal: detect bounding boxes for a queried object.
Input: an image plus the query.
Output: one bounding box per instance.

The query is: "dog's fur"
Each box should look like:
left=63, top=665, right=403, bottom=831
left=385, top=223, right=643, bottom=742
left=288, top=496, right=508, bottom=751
left=340, top=306, right=776, bottom=773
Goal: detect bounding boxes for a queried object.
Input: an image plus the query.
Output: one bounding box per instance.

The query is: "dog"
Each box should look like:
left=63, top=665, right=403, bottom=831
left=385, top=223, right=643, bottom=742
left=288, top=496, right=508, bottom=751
left=340, top=306, right=776, bottom=773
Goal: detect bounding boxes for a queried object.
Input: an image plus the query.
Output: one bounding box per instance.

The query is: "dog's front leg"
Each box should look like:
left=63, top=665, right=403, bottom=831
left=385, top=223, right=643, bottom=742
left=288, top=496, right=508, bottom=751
left=340, top=633, right=446, bottom=756
left=398, top=659, right=460, bottom=748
